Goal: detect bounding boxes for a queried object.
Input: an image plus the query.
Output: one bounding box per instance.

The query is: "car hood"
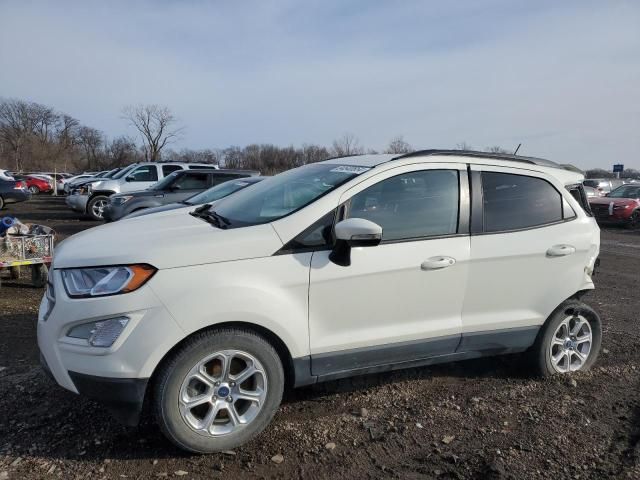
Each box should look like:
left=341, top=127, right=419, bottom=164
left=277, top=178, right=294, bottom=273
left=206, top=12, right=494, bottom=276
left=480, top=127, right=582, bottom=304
left=121, top=203, right=190, bottom=219
left=113, top=189, right=159, bottom=199
left=53, top=210, right=283, bottom=270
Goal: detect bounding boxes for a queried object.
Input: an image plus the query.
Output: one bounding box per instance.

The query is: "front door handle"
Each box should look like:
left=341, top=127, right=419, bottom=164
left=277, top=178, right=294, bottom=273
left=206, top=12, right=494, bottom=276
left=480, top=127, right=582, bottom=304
left=546, top=244, right=576, bottom=257
left=421, top=256, right=456, bottom=270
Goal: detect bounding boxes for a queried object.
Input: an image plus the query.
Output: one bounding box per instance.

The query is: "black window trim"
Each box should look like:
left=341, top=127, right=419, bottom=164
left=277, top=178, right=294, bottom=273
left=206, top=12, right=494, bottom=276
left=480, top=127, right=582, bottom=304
left=472, top=169, right=578, bottom=236
left=275, top=167, right=470, bottom=254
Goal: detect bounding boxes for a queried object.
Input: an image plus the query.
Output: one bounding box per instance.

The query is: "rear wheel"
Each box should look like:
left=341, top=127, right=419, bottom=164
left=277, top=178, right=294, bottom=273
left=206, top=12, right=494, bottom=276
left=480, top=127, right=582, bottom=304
left=87, top=195, right=109, bottom=220
left=29, top=185, right=40, bottom=194
left=530, top=300, right=601, bottom=376
left=154, top=328, right=284, bottom=453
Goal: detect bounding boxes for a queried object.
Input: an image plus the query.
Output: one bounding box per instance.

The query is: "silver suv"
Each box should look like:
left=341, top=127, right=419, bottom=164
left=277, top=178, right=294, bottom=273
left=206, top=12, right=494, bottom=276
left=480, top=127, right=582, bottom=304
left=66, top=162, right=218, bottom=220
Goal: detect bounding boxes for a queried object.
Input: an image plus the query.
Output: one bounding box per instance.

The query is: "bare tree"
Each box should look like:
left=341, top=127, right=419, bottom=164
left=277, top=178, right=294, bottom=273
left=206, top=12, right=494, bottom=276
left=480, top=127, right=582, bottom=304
left=385, top=135, right=413, bottom=154
left=122, top=104, right=183, bottom=161
left=331, top=133, right=364, bottom=157
left=77, top=126, right=103, bottom=170
left=485, top=145, right=511, bottom=154
left=0, top=99, right=36, bottom=171
left=456, top=141, right=473, bottom=151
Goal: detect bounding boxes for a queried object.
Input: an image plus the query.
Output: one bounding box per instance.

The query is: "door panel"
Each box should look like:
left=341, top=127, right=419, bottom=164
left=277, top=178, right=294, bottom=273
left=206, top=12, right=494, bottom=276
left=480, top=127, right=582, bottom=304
left=308, top=163, right=470, bottom=375
left=462, top=166, right=594, bottom=335
left=309, top=236, right=470, bottom=359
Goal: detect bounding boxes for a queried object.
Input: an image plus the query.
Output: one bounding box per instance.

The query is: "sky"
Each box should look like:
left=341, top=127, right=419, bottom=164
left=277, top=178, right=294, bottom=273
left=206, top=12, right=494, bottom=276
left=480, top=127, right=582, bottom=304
left=1, top=0, right=639, bottom=170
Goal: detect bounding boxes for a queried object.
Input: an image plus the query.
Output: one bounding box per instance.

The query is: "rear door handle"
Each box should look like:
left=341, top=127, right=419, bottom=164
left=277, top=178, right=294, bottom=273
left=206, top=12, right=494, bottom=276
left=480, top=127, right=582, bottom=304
left=546, top=244, right=576, bottom=257
left=421, top=256, right=456, bottom=270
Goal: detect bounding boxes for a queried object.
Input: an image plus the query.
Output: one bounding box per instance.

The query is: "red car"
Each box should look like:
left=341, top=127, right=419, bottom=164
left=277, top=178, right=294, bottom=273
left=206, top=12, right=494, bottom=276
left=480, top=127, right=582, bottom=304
left=21, top=175, right=53, bottom=194
left=589, top=184, right=640, bottom=228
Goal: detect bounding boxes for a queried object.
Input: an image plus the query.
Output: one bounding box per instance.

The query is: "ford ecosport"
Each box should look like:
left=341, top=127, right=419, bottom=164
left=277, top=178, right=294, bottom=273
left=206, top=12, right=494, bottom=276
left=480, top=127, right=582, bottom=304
left=38, top=150, right=601, bottom=453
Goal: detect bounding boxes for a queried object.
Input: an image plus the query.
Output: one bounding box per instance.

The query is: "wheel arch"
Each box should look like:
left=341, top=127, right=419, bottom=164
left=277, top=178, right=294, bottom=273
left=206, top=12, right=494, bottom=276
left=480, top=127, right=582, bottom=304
left=148, top=321, right=298, bottom=396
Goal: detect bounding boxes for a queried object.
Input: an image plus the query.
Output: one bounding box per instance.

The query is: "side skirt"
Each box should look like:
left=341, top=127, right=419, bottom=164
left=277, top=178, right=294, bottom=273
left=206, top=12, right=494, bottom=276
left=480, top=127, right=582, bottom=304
left=292, top=326, right=539, bottom=387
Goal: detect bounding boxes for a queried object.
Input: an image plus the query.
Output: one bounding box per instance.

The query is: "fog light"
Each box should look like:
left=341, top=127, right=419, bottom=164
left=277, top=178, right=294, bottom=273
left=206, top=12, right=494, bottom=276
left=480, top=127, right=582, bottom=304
left=67, top=317, right=129, bottom=347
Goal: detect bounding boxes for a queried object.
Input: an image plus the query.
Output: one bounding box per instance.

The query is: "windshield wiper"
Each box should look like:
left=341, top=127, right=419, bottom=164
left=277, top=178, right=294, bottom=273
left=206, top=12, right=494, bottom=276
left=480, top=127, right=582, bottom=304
left=189, top=204, right=231, bottom=229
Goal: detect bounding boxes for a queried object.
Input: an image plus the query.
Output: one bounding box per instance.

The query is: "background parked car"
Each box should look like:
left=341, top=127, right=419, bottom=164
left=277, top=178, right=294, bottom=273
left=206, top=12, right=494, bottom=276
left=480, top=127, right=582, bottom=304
left=14, top=175, right=54, bottom=194
left=583, top=178, right=626, bottom=196
left=103, top=169, right=259, bottom=221
left=0, top=177, right=31, bottom=209
left=77, top=162, right=219, bottom=220
left=122, top=176, right=267, bottom=220
left=583, top=186, right=598, bottom=198
left=588, top=184, right=640, bottom=228
left=63, top=171, right=107, bottom=194
left=0, top=169, right=15, bottom=181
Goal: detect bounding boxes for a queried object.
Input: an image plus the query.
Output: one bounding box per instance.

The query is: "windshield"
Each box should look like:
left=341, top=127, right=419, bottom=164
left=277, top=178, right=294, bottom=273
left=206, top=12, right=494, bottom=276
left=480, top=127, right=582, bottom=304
left=607, top=185, right=640, bottom=198
left=187, top=178, right=261, bottom=205
left=211, top=163, right=369, bottom=227
left=111, top=164, right=137, bottom=179
left=103, top=168, right=120, bottom=178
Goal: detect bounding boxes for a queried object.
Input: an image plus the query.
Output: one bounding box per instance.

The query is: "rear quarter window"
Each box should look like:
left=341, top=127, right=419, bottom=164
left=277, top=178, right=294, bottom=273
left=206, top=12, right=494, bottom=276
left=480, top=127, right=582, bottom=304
left=482, top=172, right=565, bottom=232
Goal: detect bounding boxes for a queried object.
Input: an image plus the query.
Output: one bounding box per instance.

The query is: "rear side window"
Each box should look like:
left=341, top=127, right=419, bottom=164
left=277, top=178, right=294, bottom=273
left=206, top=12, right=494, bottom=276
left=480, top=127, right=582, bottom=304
left=162, top=165, right=183, bottom=176
left=129, top=165, right=158, bottom=182
left=482, top=172, right=563, bottom=232
left=347, top=170, right=459, bottom=241
left=173, top=172, right=209, bottom=190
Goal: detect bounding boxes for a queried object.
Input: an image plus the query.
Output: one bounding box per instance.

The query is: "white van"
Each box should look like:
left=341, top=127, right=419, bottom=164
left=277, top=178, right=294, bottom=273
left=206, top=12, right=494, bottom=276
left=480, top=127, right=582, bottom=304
left=38, top=150, right=601, bottom=453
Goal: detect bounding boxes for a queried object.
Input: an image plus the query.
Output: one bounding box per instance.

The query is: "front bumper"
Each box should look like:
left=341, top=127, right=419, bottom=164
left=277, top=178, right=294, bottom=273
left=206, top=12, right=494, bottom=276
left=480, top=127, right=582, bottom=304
left=102, top=203, right=127, bottom=222
left=37, top=270, right=184, bottom=425
left=65, top=194, right=89, bottom=213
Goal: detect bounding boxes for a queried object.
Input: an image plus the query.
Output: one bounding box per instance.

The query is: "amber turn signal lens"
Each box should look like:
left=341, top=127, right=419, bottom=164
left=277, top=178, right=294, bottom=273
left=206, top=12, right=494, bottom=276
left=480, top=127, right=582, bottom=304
left=123, top=264, right=157, bottom=292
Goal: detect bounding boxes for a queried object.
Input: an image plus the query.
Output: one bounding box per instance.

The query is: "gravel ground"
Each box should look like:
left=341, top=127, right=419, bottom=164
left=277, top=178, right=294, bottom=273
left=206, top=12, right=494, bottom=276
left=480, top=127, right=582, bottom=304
left=0, top=196, right=638, bottom=479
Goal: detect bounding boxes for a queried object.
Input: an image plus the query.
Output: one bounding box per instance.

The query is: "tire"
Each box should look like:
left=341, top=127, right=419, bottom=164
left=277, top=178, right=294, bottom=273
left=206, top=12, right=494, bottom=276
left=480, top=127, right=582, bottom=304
left=530, top=300, right=601, bottom=377
left=154, top=328, right=285, bottom=453
left=9, top=266, right=20, bottom=280
left=625, top=210, right=640, bottom=229
left=87, top=195, right=109, bottom=220
left=0, top=196, right=4, bottom=210
left=29, top=185, right=40, bottom=194
left=31, top=264, right=47, bottom=288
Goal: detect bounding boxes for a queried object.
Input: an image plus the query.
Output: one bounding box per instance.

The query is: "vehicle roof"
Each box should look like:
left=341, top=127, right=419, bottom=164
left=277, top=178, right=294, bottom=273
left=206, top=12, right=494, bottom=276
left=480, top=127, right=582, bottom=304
left=322, top=150, right=583, bottom=184
left=175, top=168, right=260, bottom=175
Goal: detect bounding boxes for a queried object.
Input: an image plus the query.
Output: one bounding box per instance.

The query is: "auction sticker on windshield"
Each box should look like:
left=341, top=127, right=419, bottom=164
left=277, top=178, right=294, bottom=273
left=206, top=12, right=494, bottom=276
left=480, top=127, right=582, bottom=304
left=329, top=166, right=371, bottom=174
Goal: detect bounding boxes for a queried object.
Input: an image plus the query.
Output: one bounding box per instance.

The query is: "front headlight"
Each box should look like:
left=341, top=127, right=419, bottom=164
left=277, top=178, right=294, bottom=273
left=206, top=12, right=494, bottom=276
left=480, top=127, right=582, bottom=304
left=60, top=264, right=156, bottom=298
left=111, top=195, right=133, bottom=206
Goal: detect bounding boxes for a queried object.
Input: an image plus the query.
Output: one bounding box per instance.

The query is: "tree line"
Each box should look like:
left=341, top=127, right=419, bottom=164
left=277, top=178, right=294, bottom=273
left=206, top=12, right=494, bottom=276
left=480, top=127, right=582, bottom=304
left=2, top=97, right=635, bottom=177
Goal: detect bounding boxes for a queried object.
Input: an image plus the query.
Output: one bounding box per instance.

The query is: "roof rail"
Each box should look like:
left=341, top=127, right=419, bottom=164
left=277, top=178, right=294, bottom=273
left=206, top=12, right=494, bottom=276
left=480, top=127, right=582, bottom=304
left=393, top=149, right=562, bottom=169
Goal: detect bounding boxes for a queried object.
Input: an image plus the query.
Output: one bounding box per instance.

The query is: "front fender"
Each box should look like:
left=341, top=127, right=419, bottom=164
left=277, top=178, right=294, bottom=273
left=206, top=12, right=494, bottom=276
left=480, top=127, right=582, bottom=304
left=148, top=253, right=312, bottom=359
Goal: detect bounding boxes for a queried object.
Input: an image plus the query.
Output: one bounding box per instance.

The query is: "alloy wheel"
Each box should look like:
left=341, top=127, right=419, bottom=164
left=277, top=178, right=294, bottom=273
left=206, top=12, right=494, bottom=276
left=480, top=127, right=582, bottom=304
left=178, top=350, right=267, bottom=437
left=91, top=199, right=107, bottom=218
left=549, top=314, right=593, bottom=373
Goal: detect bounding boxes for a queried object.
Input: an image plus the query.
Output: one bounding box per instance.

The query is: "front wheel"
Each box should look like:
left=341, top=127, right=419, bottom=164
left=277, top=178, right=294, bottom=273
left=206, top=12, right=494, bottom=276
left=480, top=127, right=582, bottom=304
left=626, top=210, right=640, bottom=229
left=530, top=300, right=601, bottom=376
left=29, top=185, right=40, bottom=194
left=87, top=195, right=109, bottom=220
left=154, top=328, right=284, bottom=453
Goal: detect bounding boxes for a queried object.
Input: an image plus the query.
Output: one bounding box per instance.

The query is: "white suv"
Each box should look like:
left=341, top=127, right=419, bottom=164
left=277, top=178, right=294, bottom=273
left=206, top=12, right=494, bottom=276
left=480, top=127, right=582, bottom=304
left=38, top=151, right=601, bottom=453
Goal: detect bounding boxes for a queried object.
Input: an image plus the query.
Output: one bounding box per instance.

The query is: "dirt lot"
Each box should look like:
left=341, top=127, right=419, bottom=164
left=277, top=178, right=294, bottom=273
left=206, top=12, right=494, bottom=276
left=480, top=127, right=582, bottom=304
left=0, top=195, right=638, bottom=479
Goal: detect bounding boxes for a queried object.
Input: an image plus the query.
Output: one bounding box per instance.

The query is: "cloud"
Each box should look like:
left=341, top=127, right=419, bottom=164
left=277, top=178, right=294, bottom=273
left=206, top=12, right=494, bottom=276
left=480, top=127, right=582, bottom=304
left=1, top=0, right=638, bottom=168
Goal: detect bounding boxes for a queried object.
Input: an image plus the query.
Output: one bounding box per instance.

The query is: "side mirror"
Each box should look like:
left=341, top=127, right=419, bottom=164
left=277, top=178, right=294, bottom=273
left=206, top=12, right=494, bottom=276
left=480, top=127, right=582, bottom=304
left=329, top=218, right=382, bottom=267
left=125, top=175, right=135, bottom=182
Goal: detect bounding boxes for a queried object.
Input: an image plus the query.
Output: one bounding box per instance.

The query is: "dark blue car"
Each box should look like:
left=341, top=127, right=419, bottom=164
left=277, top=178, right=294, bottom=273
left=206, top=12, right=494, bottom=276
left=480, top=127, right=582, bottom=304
left=0, top=177, right=31, bottom=209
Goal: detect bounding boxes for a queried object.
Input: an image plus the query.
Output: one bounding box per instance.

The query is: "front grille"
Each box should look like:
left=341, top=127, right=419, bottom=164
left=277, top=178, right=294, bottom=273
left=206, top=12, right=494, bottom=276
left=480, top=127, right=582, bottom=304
left=591, top=204, right=610, bottom=218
